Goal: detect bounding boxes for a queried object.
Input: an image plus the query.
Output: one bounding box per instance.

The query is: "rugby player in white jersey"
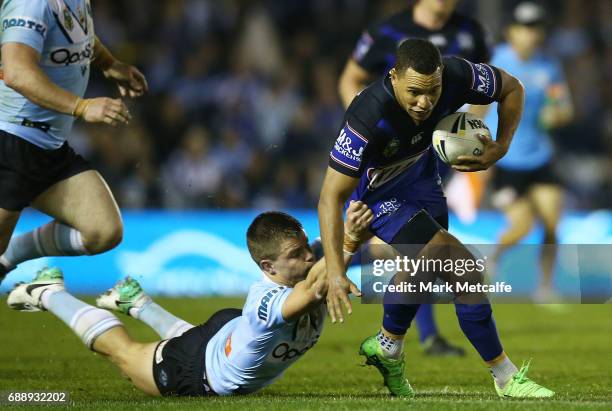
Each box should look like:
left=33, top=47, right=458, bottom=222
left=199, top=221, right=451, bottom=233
left=6, top=202, right=372, bottom=396
left=0, top=0, right=147, bottom=282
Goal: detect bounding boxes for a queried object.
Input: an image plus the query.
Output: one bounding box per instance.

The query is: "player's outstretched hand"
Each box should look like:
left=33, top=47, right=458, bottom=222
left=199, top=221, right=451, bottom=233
left=103, top=61, right=148, bottom=98
left=453, top=134, right=507, bottom=172
left=76, top=97, right=132, bottom=126
left=326, top=274, right=360, bottom=324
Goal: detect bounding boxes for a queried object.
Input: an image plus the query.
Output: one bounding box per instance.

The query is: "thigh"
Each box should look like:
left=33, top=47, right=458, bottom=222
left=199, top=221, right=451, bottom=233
left=528, top=184, right=563, bottom=231
left=31, top=170, right=122, bottom=233
left=123, top=342, right=162, bottom=396
left=0, top=208, right=20, bottom=254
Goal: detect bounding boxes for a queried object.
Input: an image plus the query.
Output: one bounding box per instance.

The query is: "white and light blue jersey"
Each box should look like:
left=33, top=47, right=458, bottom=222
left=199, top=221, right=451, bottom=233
left=0, top=0, right=94, bottom=149
left=205, top=275, right=325, bottom=395
left=485, top=43, right=567, bottom=170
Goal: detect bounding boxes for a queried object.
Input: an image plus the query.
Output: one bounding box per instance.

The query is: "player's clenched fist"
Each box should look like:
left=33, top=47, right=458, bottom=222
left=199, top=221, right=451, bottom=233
left=73, top=97, right=132, bottom=126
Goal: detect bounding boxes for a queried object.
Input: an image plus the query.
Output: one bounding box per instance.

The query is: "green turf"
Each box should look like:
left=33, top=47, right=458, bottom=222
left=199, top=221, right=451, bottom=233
left=1, top=297, right=610, bottom=410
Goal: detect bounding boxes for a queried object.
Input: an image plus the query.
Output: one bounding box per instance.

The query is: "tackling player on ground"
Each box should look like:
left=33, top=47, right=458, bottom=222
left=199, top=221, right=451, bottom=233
left=339, top=0, right=492, bottom=356
left=0, top=0, right=147, bottom=283
left=7, top=203, right=372, bottom=396
left=318, top=38, right=554, bottom=398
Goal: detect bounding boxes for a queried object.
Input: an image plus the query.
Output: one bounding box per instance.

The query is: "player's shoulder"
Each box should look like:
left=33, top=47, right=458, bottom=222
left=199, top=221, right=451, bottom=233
left=367, top=9, right=413, bottom=36
left=1, top=0, right=49, bottom=15
left=245, top=277, right=291, bottom=326
left=345, top=79, right=390, bottom=134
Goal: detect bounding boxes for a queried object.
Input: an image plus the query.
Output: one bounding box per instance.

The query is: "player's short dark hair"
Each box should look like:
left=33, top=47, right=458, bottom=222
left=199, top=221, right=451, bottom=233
left=394, top=38, right=442, bottom=75
left=247, top=211, right=304, bottom=263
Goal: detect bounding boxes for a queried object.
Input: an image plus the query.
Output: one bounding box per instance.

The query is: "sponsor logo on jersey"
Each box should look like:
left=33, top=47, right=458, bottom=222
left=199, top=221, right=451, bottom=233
left=330, top=123, right=368, bottom=171
left=271, top=337, right=319, bottom=362
left=366, top=148, right=428, bottom=190
left=43, top=42, right=93, bottom=67
left=467, top=60, right=497, bottom=98
left=375, top=197, right=402, bottom=218
left=257, top=287, right=283, bottom=322
left=2, top=17, right=47, bottom=37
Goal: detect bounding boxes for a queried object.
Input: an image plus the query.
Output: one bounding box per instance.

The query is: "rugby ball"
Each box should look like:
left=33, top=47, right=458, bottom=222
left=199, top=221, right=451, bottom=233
left=432, top=112, right=490, bottom=165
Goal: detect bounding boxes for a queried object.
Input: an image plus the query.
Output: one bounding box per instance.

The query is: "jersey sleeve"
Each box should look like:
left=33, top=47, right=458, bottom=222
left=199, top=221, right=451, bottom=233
left=446, top=56, right=503, bottom=104
left=0, top=0, right=50, bottom=54
left=328, top=117, right=372, bottom=178
left=352, top=27, right=390, bottom=74
left=247, top=285, right=292, bottom=331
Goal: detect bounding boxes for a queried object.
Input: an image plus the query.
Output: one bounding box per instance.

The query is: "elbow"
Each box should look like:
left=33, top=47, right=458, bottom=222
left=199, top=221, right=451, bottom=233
left=2, top=67, right=21, bottom=91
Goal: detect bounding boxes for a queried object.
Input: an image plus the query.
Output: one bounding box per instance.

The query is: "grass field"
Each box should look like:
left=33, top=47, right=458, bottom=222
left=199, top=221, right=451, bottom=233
left=1, top=297, right=610, bottom=410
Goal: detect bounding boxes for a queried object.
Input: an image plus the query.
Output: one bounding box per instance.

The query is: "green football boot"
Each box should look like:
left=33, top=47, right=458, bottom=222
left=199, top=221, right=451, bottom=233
left=7, top=267, right=65, bottom=312
left=96, top=276, right=150, bottom=316
left=495, top=360, right=555, bottom=398
left=359, top=334, right=415, bottom=397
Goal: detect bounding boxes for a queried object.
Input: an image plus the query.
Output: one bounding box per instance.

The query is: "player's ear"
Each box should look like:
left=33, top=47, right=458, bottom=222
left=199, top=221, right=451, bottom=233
left=390, top=67, right=398, bottom=84
left=260, top=260, right=275, bottom=275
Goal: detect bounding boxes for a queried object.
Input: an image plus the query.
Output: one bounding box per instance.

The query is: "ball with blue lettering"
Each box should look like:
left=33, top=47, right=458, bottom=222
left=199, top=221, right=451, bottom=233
left=432, top=112, right=490, bottom=165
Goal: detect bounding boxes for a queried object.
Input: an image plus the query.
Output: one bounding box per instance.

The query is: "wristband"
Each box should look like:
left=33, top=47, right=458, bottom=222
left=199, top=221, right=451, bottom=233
left=72, top=97, right=91, bottom=118
left=343, top=231, right=361, bottom=254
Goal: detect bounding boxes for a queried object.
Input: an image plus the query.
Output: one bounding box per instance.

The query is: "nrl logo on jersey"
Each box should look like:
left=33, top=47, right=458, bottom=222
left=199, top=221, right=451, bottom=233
left=383, top=137, right=400, bottom=157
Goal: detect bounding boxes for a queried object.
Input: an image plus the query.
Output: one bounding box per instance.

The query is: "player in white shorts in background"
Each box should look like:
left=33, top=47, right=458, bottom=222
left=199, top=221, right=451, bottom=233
left=0, top=0, right=147, bottom=283
left=6, top=202, right=373, bottom=396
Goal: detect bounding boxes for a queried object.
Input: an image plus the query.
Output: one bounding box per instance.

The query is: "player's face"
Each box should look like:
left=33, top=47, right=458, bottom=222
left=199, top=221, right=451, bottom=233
left=507, top=24, right=545, bottom=56
left=270, top=233, right=315, bottom=285
left=391, top=66, right=443, bottom=123
left=419, top=0, right=459, bottom=16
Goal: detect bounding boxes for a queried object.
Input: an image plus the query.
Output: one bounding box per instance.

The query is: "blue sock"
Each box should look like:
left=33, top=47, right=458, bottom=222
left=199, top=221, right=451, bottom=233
left=414, top=304, right=438, bottom=343
left=455, top=303, right=503, bottom=361
left=382, top=303, right=420, bottom=335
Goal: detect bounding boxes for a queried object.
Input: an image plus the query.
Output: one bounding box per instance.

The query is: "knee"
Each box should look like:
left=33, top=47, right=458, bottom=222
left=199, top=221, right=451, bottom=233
left=83, top=220, right=124, bottom=254
left=455, top=303, right=492, bottom=321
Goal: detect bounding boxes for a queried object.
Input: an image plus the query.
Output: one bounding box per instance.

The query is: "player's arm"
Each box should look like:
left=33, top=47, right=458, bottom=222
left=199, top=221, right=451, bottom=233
left=318, top=167, right=361, bottom=323
left=281, top=201, right=373, bottom=322
left=454, top=66, right=524, bottom=172
left=93, top=36, right=148, bottom=98
left=1, top=42, right=131, bottom=126
left=338, top=59, right=372, bottom=109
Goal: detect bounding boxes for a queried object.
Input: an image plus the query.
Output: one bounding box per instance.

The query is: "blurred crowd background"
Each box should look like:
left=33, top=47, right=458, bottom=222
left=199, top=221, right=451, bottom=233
left=79, top=0, right=612, bottom=210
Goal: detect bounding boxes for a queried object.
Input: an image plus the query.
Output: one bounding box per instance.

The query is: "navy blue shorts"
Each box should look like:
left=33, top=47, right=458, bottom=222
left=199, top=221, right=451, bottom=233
left=0, top=131, right=91, bottom=211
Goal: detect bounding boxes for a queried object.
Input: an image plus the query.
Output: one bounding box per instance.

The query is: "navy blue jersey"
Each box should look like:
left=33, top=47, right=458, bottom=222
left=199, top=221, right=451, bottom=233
left=353, top=9, right=491, bottom=76
left=329, top=57, right=502, bottom=242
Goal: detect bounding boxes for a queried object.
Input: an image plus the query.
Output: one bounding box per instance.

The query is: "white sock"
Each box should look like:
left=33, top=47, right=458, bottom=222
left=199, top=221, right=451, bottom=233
left=132, top=300, right=194, bottom=339
left=490, top=356, right=519, bottom=388
left=376, top=329, right=404, bottom=359
left=42, top=290, right=122, bottom=349
left=2, top=221, right=88, bottom=267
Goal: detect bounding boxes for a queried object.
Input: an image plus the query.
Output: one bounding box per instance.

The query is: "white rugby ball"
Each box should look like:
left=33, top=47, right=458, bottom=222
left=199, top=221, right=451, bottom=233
left=432, top=112, right=490, bottom=165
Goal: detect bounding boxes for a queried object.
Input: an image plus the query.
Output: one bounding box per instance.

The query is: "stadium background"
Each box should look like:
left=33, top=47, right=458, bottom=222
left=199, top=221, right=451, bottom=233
left=1, top=0, right=611, bottom=296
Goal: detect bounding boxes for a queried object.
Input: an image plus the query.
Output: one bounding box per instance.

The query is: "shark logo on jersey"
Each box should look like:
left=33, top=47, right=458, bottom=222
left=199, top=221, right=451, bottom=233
left=63, top=8, right=74, bottom=31
left=411, top=132, right=424, bottom=145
